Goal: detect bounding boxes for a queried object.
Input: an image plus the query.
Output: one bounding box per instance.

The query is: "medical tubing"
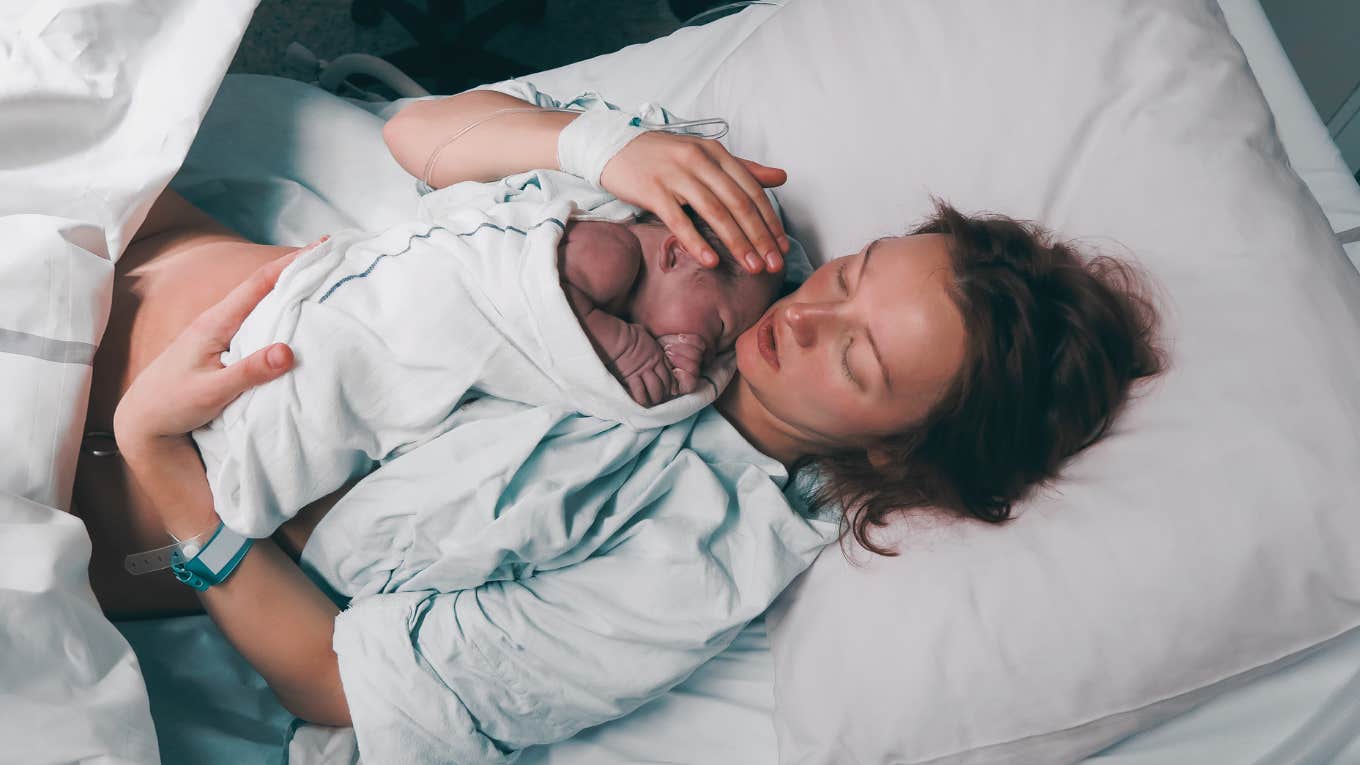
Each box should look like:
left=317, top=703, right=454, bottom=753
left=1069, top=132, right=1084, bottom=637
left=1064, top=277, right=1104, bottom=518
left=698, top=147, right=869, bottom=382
left=420, top=106, right=575, bottom=190
left=319, top=53, right=431, bottom=99
left=681, top=1, right=783, bottom=28
left=419, top=105, right=731, bottom=190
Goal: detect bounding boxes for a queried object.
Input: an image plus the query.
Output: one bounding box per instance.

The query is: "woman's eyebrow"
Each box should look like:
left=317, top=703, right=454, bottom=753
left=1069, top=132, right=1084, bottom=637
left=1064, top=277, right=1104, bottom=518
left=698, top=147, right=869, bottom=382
left=859, top=240, right=893, bottom=392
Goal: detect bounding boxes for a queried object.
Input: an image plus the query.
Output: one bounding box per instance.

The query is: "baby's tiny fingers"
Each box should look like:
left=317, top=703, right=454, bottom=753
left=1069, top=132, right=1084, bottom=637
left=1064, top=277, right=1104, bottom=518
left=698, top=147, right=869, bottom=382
left=647, top=364, right=669, bottom=402
left=672, top=368, right=698, bottom=395
left=626, top=377, right=648, bottom=407
left=663, top=343, right=704, bottom=370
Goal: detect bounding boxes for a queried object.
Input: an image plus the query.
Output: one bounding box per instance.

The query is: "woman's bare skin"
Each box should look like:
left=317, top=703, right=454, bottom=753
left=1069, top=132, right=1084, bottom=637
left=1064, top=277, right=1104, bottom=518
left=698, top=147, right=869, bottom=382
left=74, top=191, right=340, bottom=617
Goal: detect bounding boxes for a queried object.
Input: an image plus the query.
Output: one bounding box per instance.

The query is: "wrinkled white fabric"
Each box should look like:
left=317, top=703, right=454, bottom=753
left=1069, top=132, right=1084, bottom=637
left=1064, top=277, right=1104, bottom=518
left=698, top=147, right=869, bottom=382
left=299, top=397, right=837, bottom=764
left=0, top=1, right=259, bottom=762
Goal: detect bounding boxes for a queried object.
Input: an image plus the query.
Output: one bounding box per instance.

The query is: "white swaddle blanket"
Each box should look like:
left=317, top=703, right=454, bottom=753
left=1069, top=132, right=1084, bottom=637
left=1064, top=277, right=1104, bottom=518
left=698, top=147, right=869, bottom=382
left=193, top=168, right=733, bottom=538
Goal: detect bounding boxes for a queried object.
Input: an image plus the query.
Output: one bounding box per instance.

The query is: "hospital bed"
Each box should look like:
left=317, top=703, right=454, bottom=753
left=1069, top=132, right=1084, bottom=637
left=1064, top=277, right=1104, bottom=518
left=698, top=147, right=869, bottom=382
left=3, top=0, right=1359, bottom=763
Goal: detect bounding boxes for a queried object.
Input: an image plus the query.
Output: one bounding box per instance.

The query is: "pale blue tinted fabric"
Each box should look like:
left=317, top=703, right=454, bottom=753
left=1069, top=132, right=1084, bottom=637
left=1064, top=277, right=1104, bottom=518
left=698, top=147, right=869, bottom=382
left=117, top=615, right=294, bottom=765
left=300, top=398, right=838, bottom=764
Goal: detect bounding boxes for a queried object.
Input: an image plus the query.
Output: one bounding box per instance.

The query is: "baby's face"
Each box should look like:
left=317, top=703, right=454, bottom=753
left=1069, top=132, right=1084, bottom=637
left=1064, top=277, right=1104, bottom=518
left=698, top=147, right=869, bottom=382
left=628, top=222, right=781, bottom=358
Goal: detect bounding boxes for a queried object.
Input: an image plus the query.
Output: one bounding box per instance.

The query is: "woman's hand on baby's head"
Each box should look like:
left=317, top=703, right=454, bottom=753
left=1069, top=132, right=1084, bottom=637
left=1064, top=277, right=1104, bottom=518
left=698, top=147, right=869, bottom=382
left=599, top=131, right=789, bottom=275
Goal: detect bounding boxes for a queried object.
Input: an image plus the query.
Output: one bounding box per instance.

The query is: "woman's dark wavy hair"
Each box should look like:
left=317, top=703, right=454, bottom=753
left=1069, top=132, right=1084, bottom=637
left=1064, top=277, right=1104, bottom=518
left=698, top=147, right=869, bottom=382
left=808, top=199, right=1169, bottom=556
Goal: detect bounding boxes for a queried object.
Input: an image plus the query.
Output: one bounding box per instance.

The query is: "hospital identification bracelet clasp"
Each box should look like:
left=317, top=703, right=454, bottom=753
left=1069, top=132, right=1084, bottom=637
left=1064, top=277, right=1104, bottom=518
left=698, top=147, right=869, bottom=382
left=123, top=520, right=254, bottom=592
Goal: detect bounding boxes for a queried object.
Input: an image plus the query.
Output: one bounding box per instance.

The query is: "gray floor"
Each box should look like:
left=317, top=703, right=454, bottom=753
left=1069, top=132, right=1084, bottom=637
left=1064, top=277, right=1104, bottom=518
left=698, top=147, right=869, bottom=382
left=230, top=0, right=688, bottom=91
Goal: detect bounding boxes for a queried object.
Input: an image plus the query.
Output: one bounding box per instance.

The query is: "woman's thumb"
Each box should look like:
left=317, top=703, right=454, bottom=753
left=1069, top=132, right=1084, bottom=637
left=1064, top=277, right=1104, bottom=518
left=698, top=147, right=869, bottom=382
left=231, top=343, right=293, bottom=391
left=265, top=344, right=292, bottom=371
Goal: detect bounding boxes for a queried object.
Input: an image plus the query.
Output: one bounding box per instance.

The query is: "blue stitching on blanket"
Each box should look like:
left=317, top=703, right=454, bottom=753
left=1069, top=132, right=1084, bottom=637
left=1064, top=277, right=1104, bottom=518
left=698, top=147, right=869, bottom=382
left=317, top=218, right=566, bottom=303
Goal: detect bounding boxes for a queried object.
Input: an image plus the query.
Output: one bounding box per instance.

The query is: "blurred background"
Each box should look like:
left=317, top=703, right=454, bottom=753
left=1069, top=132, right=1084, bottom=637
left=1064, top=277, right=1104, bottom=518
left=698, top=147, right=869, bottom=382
left=1259, top=0, right=1359, bottom=179
left=229, top=0, right=1357, bottom=179
left=228, top=0, right=735, bottom=94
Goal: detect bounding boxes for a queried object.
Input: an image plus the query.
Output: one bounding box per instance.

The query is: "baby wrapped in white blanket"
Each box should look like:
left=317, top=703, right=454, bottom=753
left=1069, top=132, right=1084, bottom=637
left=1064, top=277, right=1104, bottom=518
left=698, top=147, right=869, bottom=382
left=193, top=168, right=780, bottom=538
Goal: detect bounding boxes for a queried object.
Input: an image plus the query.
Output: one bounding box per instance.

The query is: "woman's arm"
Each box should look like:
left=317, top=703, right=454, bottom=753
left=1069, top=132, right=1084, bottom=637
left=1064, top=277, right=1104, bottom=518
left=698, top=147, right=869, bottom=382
left=112, top=245, right=350, bottom=726
left=383, top=89, right=575, bottom=188
left=116, top=436, right=349, bottom=726
left=381, top=88, right=793, bottom=274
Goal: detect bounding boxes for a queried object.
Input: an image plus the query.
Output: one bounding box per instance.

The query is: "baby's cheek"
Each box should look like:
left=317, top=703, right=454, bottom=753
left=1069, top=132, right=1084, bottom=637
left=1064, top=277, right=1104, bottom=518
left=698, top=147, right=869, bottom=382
left=648, top=300, right=706, bottom=337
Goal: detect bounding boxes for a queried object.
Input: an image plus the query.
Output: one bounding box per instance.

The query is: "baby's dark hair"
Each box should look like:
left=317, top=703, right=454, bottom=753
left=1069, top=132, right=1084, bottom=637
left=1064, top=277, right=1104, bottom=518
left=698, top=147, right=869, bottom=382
left=807, top=199, right=1170, bottom=557
left=634, top=206, right=743, bottom=280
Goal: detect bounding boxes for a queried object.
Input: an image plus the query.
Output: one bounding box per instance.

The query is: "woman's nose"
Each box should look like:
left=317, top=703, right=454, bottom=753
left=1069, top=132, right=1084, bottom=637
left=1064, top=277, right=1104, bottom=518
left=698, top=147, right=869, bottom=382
left=784, top=302, right=837, bottom=348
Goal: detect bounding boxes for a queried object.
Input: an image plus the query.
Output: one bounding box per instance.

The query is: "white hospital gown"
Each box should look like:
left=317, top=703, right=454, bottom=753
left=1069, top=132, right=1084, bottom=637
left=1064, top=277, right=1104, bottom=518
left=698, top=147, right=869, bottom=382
left=297, top=394, right=839, bottom=764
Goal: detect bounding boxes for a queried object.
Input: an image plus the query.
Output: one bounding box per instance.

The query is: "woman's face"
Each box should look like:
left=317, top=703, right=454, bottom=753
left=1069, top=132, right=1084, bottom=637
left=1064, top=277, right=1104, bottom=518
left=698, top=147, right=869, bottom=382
left=732, top=233, right=969, bottom=452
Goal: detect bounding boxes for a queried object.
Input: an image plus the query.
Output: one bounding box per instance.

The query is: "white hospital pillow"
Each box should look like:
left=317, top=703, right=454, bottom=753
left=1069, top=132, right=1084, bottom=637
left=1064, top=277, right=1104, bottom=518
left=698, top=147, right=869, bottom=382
left=688, top=0, right=1360, bottom=762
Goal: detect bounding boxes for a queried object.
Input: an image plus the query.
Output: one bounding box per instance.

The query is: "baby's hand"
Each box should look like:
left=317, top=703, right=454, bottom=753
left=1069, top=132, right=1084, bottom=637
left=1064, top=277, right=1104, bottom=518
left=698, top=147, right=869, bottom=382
left=656, top=333, right=709, bottom=397
left=608, top=322, right=676, bottom=407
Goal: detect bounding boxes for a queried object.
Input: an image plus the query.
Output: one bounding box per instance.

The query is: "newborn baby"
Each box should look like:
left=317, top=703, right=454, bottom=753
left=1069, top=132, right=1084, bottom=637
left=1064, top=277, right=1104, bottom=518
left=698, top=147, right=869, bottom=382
left=559, top=209, right=780, bottom=407
left=193, top=169, right=789, bottom=538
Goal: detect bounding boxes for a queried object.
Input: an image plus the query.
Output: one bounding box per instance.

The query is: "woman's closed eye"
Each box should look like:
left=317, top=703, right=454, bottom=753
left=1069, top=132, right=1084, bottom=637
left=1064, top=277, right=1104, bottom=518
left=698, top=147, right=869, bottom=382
left=842, top=338, right=859, bottom=386
left=837, top=259, right=864, bottom=388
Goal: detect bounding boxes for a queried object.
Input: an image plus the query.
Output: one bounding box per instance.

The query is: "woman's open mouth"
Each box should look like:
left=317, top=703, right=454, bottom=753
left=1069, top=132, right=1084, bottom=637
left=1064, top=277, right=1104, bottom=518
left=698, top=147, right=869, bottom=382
left=757, top=316, right=780, bottom=370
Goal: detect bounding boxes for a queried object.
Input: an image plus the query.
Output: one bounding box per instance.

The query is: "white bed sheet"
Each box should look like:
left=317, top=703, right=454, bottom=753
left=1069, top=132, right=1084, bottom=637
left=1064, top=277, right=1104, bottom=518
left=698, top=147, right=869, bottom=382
left=0, top=2, right=258, bottom=764
left=116, top=1, right=1360, bottom=763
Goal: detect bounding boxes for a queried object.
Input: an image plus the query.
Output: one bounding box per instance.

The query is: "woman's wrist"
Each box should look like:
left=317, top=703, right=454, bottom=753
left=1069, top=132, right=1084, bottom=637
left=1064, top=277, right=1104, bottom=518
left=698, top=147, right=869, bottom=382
left=113, top=421, right=179, bottom=464
left=117, top=429, right=220, bottom=538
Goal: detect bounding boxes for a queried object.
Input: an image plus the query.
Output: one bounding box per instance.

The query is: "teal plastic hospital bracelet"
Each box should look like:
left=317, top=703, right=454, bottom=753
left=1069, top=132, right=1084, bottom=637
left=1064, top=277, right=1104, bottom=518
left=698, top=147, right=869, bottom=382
left=167, top=521, right=254, bottom=592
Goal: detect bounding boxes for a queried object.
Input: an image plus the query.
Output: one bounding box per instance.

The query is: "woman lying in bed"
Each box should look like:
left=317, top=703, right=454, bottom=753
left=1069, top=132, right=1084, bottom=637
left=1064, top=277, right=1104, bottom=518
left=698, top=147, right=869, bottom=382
left=76, top=87, right=1165, bottom=761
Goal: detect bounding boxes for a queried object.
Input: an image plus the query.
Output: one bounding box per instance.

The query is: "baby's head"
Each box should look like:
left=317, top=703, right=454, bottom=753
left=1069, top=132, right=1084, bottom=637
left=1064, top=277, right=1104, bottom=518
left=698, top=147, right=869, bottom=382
left=625, top=206, right=782, bottom=359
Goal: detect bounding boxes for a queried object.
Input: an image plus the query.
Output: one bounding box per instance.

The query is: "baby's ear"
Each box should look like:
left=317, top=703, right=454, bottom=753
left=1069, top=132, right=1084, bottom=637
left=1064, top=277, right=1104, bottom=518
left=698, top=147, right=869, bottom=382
left=659, top=235, right=684, bottom=273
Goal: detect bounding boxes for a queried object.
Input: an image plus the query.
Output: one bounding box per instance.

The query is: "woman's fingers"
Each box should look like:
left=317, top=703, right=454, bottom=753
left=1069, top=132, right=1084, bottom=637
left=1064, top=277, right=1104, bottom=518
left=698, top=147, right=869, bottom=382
left=717, top=155, right=789, bottom=270
left=674, top=177, right=762, bottom=273
left=194, top=239, right=320, bottom=348
left=689, top=144, right=786, bottom=273
left=737, top=157, right=788, bottom=190
left=218, top=343, right=294, bottom=401
left=652, top=196, right=719, bottom=269
left=696, top=143, right=787, bottom=263
left=597, top=131, right=788, bottom=272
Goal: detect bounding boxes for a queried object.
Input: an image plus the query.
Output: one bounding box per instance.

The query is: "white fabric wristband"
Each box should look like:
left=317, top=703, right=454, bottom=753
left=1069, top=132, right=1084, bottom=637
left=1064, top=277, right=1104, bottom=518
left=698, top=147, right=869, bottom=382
left=557, top=109, right=648, bottom=188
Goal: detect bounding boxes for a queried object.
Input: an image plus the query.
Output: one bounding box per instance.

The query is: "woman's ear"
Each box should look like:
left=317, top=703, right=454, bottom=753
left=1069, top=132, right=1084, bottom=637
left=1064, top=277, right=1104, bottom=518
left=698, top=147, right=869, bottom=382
left=866, top=447, right=894, bottom=472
